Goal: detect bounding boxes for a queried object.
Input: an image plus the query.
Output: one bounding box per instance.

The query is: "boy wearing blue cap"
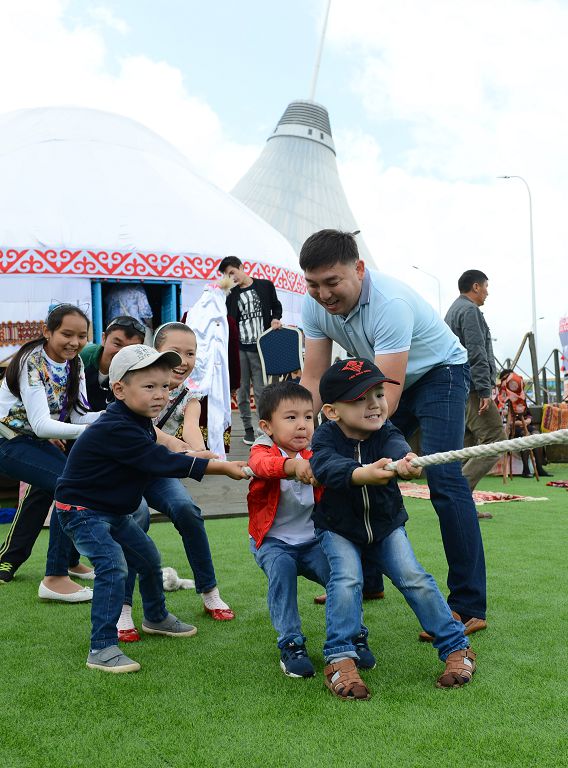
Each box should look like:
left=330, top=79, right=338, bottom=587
left=310, top=358, right=476, bottom=700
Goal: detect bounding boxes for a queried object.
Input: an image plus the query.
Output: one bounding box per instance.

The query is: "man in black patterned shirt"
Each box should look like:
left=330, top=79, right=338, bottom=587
left=220, top=256, right=283, bottom=444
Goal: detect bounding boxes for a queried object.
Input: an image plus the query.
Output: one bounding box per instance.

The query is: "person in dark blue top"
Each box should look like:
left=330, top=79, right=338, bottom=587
left=55, top=344, right=247, bottom=674
left=310, top=358, right=476, bottom=700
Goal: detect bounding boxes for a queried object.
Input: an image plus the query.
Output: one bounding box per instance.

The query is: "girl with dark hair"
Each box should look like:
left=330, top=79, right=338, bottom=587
left=0, top=304, right=102, bottom=599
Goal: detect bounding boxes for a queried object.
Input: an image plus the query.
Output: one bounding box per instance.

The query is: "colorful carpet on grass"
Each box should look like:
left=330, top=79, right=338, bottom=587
left=398, top=482, right=548, bottom=505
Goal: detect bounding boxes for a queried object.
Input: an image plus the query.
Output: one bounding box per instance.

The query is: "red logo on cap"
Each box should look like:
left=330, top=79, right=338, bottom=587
left=341, top=360, right=372, bottom=379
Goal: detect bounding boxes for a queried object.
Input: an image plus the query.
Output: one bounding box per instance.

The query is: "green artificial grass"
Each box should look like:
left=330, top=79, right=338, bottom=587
left=0, top=468, right=567, bottom=768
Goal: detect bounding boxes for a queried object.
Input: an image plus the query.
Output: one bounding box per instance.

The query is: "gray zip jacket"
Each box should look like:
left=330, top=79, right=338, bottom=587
left=444, top=294, right=496, bottom=398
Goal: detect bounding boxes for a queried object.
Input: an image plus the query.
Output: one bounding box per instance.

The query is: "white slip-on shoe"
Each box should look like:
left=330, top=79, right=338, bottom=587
left=38, top=581, right=93, bottom=603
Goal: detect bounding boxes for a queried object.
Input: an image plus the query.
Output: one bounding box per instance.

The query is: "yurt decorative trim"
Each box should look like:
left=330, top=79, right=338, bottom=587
left=0, top=248, right=306, bottom=292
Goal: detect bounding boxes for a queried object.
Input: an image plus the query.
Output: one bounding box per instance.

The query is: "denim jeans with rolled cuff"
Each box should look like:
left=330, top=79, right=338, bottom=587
left=58, top=506, right=167, bottom=650
left=250, top=536, right=330, bottom=648
left=317, top=526, right=468, bottom=663
left=123, top=477, right=217, bottom=605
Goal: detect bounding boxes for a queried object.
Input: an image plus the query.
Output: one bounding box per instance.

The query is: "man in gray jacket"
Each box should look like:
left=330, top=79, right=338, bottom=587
left=445, top=270, right=506, bottom=491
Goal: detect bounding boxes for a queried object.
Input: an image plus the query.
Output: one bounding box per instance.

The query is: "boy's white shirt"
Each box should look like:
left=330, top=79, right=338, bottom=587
left=254, top=432, right=316, bottom=545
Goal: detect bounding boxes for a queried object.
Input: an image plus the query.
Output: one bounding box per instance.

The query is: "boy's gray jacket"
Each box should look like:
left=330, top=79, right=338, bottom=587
left=444, top=294, right=496, bottom=398
left=310, top=420, right=409, bottom=546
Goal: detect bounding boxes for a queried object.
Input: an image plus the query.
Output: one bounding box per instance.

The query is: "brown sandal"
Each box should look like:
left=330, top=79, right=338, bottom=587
left=436, top=648, right=477, bottom=688
left=324, top=659, right=371, bottom=700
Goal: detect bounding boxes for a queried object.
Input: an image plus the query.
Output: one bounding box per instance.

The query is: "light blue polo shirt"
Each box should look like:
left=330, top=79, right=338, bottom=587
left=301, top=269, right=466, bottom=389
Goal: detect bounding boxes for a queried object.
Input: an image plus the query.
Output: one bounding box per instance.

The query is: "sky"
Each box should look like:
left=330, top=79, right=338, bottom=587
left=1, top=0, right=567, bottom=376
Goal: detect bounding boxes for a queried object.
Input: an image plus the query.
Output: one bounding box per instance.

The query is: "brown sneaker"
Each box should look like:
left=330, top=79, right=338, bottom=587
left=436, top=648, right=477, bottom=688
left=419, top=612, right=487, bottom=642
left=324, top=658, right=371, bottom=701
left=313, top=593, right=327, bottom=605
left=363, top=590, right=385, bottom=601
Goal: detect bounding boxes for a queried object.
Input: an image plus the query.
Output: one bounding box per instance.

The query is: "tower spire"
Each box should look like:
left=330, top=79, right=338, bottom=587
left=309, top=0, right=331, bottom=102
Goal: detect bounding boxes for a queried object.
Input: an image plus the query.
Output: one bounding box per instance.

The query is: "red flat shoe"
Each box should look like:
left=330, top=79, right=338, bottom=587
left=118, top=627, right=141, bottom=643
left=204, top=606, right=235, bottom=621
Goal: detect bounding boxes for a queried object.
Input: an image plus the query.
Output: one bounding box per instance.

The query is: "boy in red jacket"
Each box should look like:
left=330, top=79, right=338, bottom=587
left=247, top=381, right=374, bottom=679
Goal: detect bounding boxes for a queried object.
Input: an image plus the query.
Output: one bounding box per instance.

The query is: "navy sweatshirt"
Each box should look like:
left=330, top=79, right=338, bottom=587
left=55, top=400, right=208, bottom=515
left=310, top=420, right=410, bottom=546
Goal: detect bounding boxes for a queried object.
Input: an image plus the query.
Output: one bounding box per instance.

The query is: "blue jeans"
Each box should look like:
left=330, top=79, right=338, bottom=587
left=389, top=363, right=487, bottom=619
left=123, top=477, right=217, bottom=605
left=250, top=536, right=330, bottom=648
left=317, top=526, right=468, bottom=662
left=0, top=436, right=77, bottom=576
left=123, top=499, right=150, bottom=606
left=58, top=506, right=167, bottom=650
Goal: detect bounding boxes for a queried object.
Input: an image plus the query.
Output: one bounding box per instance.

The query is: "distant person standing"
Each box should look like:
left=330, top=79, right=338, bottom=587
left=219, top=256, right=283, bottom=445
left=445, top=270, right=507, bottom=491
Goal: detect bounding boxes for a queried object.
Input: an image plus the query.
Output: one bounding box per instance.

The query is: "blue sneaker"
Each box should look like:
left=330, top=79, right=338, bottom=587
left=279, top=638, right=315, bottom=678
left=353, top=632, right=376, bottom=670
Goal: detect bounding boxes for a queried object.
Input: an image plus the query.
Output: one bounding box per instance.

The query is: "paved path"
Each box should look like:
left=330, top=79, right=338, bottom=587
left=178, top=412, right=252, bottom=519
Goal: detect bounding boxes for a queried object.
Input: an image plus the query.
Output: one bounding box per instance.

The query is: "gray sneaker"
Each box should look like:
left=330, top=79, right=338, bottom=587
left=86, top=645, right=140, bottom=673
left=242, top=429, right=255, bottom=445
left=142, top=612, right=197, bottom=637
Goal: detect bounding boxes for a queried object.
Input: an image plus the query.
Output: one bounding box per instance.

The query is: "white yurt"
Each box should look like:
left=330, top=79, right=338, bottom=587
left=0, top=107, right=305, bottom=360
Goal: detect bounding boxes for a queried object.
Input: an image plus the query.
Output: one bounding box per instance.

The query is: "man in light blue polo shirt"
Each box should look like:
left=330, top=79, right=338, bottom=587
left=300, top=229, right=487, bottom=639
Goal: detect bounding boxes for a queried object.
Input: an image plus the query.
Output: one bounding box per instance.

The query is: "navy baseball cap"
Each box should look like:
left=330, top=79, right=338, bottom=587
left=319, top=358, right=400, bottom=404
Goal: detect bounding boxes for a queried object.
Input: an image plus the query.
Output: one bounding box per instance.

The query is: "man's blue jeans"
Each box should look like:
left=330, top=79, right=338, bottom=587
left=58, top=506, right=167, bottom=650
left=317, top=526, right=468, bottom=662
left=250, top=536, right=330, bottom=648
left=389, top=363, right=487, bottom=620
left=123, top=477, right=217, bottom=605
left=0, top=436, right=78, bottom=576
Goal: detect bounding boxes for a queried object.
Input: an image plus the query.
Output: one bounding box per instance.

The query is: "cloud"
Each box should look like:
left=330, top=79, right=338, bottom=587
left=327, top=0, right=568, bottom=366
left=88, top=6, right=129, bottom=34
left=0, top=0, right=259, bottom=190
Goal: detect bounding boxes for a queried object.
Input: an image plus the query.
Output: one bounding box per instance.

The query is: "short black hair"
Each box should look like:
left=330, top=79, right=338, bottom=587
left=299, top=229, right=359, bottom=272
left=218, top=255, right=242, bottom=274
left=458, top=270, right=488, bottom=293
left=257, top=381, right=313, bottom=421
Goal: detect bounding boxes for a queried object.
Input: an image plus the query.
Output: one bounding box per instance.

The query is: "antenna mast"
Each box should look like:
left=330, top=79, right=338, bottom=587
left=309, top=0, right=331, bottom=102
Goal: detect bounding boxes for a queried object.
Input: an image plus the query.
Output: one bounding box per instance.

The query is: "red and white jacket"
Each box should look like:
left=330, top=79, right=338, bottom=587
left=247, top=435, right=323, bottom=548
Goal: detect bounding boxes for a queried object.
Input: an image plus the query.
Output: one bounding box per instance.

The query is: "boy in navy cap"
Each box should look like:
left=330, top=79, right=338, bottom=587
left=310, top=358, right=476, bottom=700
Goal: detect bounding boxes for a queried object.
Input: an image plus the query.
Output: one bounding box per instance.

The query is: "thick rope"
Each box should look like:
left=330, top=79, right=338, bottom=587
left=384, top=428, right=568, bottom=471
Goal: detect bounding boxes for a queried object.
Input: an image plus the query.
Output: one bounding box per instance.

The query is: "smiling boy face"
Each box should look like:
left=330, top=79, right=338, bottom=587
left=324, top=384, right=388, bottom=441
left=259, top=398, right=315, bottom=458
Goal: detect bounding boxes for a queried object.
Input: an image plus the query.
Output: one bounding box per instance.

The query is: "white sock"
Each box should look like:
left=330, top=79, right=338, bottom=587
left=117, top=604, right=135, bottom=631
left=202, top=587, right=229, bottom=611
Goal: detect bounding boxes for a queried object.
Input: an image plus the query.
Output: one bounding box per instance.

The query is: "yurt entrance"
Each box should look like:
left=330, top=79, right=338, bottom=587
left=91, top=279, right=182, bottom=343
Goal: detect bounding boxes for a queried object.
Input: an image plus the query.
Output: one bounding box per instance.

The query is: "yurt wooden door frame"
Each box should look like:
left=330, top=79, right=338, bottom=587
left=91, top=278, right=181, bottom=342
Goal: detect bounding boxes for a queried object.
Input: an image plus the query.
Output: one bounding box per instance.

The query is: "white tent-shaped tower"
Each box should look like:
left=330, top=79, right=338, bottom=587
left=232, top=99, right=373, bottom=263
left=0, top=107, right=305, bottom=359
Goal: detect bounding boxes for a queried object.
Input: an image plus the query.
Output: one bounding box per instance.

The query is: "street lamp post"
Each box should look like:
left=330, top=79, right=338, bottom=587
left=412, top=265, right=442, bottom=315
left=497, top=175, right=538, bottom=357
